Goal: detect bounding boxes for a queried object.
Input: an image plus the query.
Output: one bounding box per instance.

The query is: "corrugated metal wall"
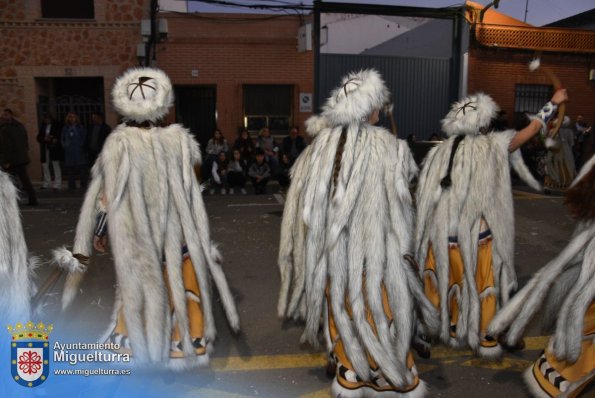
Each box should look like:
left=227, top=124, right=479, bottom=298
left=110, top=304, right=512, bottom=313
left=319, top=54, right=451, bottom=140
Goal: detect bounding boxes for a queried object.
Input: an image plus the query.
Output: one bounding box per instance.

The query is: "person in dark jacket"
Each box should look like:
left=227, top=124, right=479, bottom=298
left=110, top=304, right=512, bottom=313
left=281, top=127, right=306, bottom=161
left=61, top=111, right=88, bottom=190
left=87, top=112, right=111, bottom=165
left=37, top=114, right=63, bottom=190
left=0, top=109, right=38, bottom=205
left=233, top=128, right=255, bottom=165
left=248, top=149, right=271, bottom=194
left=275, top=152, right=293, bottom=194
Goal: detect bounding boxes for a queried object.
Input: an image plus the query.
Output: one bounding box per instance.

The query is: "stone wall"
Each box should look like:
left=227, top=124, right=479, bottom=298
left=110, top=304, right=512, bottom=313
left=0, top=0, right=149, bottom=180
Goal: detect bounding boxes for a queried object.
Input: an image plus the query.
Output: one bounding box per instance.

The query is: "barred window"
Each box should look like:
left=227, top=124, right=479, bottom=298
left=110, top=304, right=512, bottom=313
left=514, top=84, right=552, bottom=129
left=41, top=0, right=94, bottom=19
left=243, top=85, right=293, bottom=134
left=514, top=84, right=552, bottom=113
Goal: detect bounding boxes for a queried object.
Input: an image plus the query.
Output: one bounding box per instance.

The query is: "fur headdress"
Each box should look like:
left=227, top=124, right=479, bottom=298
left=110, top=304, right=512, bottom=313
left=441, top=93, right=499, bottom=136
left=112, top=67, right=174, bottom=123
left=307, top=69, right=389, bottom=134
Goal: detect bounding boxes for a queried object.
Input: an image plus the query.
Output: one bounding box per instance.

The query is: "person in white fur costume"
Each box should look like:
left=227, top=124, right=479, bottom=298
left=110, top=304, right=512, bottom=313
left=278, top=69, right=439, bottom=398
left=488, top=154, right=595, bottom=397
left=0, top=170, right=34, bottom=323
left=54, top=67, right=239, bottom=369
left=415, top=89, right=567, bottom=359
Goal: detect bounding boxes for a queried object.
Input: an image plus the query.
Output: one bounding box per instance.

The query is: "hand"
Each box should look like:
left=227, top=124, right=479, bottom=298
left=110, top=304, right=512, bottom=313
left=551, top=89, right=568, bottom=105
left=93, top=235, right=108, bottom=253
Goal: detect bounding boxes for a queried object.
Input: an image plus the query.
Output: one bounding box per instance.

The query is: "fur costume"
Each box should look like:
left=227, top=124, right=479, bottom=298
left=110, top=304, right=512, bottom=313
left=488, top=155, right=595, bottom=397
left=415, top=93, right=542, bottom=358
left=278, top=69, right=439, bottom=397
left=543, top=116, right=576, bottom=191
left=0, top=170, right=34, bottom=322
left=56, top=67, right=239, bottom=368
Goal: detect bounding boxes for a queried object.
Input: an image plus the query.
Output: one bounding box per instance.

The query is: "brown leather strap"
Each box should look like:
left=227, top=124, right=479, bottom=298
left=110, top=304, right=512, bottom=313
left=73, top=253, right=90, bottom=266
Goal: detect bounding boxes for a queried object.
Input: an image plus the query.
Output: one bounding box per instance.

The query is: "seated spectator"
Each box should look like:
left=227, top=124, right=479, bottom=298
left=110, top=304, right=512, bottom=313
left=282, top=126, right=306, bottom=161
left=255, top=127, right=278, bottom=167
left=233, top=128, right=255, bottom=166
left=275, top=153, right=293, bottom=194
left=248, top=149, right=271, bottom=195
left=210, top=151, right=229, bottom=195
left=205, top=128, right=228, bottom=179
left=228, top=149, right=248, bottom=194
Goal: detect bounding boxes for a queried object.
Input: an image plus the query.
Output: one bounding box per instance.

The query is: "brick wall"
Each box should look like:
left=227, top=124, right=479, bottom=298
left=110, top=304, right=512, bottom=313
left=0, top=0, right=149, bottom=179
left=468, top=45, right=595, bottom=127
left=157, top=13, right=314, bottom=143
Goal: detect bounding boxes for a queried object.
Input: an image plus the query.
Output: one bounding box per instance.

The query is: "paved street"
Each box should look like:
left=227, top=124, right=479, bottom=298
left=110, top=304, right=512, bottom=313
left=16, top=184, right=592, bottom=397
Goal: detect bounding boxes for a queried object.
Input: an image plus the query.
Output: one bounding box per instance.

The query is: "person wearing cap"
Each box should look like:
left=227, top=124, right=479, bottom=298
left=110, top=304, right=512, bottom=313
left=489, top=154, right=595, bottom=397
left=415, top=89, right=567, bottom=359
left=54, top=67, right=239, bottom=368
left=278, top=69, right=438, bottom=397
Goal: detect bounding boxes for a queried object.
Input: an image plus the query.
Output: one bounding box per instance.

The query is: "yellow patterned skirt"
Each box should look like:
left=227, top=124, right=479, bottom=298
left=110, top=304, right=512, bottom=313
left=526, top=302, right=595, bottom=397
left=106, top=255, right=207, bottom=359
left=423, top=228, right=498, bottom=352
left=326, top=284, right=421, bottom=395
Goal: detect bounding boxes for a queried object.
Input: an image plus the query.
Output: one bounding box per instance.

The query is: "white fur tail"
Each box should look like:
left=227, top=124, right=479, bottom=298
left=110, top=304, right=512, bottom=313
left=208, top=244, right=240, bottom=333
left=52, top=246, right=87, bottom=310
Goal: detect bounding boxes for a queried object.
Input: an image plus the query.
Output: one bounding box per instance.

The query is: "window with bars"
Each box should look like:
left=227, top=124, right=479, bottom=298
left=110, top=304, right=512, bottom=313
left=41, top=0, right=94, bottom=19
left=514, top=84, right=552, bottom=129
left=243, top=85, right=293, bottom=134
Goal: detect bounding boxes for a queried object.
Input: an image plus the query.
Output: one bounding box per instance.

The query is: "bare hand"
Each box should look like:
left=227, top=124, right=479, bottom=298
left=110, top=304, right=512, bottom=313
left=551, top=89, right=568, bottom=105
left=93, top=235, right=108, bottom=253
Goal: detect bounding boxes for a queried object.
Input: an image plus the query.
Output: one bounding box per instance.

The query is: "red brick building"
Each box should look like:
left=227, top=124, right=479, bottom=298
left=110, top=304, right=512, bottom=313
left=0, top=0, right=150, bottom=179
left=0, top=1, right=313, bottom=179
left=156, top=12, right=313, bottom=148
left=2, top=0, right=592, bottom=180
left=465, top=2, right=595, bottom=129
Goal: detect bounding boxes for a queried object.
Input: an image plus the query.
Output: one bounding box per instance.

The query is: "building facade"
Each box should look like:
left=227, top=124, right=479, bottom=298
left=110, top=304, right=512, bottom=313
left=465, top=2, right=595, bottom=129
left=0, top=2, right=313, bottom=179
left=0, top=0, right=150, bottom=179
left=155, top=12, right=313, bottom=149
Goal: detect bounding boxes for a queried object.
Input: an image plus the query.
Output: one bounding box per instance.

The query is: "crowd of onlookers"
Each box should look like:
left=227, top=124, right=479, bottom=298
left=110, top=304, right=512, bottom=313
left=522, top=114, right=593, bottom=185
left=205, top=126, right=307, bottom=195
left=3, top=106, right=590, bottom=203
left=0, top=109, right=112, bottom=206
left=0, top=108, right=308, bottom=205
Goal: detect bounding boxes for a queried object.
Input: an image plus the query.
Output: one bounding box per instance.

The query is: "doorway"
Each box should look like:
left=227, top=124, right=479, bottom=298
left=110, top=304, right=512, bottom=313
left=174, top=86, right=217, bottom=151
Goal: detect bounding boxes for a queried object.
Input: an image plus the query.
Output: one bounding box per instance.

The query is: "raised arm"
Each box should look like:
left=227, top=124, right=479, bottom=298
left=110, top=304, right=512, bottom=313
left=508, top=88, right=568, bottom=152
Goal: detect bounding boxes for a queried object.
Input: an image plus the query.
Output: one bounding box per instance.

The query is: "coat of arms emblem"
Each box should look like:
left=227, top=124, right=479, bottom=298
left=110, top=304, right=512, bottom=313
left=7, top=321, right=52, bottom=387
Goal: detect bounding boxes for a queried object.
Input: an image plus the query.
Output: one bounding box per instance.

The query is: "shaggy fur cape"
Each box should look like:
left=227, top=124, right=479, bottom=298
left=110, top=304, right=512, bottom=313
left=415, top=127, right=542, bottom=356
left=489, top=157, right=595, bottom=371
left=278, top=115, right=439, bottom=388
left=57, top=124, right=239, bottom=367
left=0, top=171, right=33, bottom=322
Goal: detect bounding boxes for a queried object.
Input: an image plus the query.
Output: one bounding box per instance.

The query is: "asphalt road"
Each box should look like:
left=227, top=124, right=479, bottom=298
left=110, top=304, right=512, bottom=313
left=15, top=184, right=592, bottom=398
